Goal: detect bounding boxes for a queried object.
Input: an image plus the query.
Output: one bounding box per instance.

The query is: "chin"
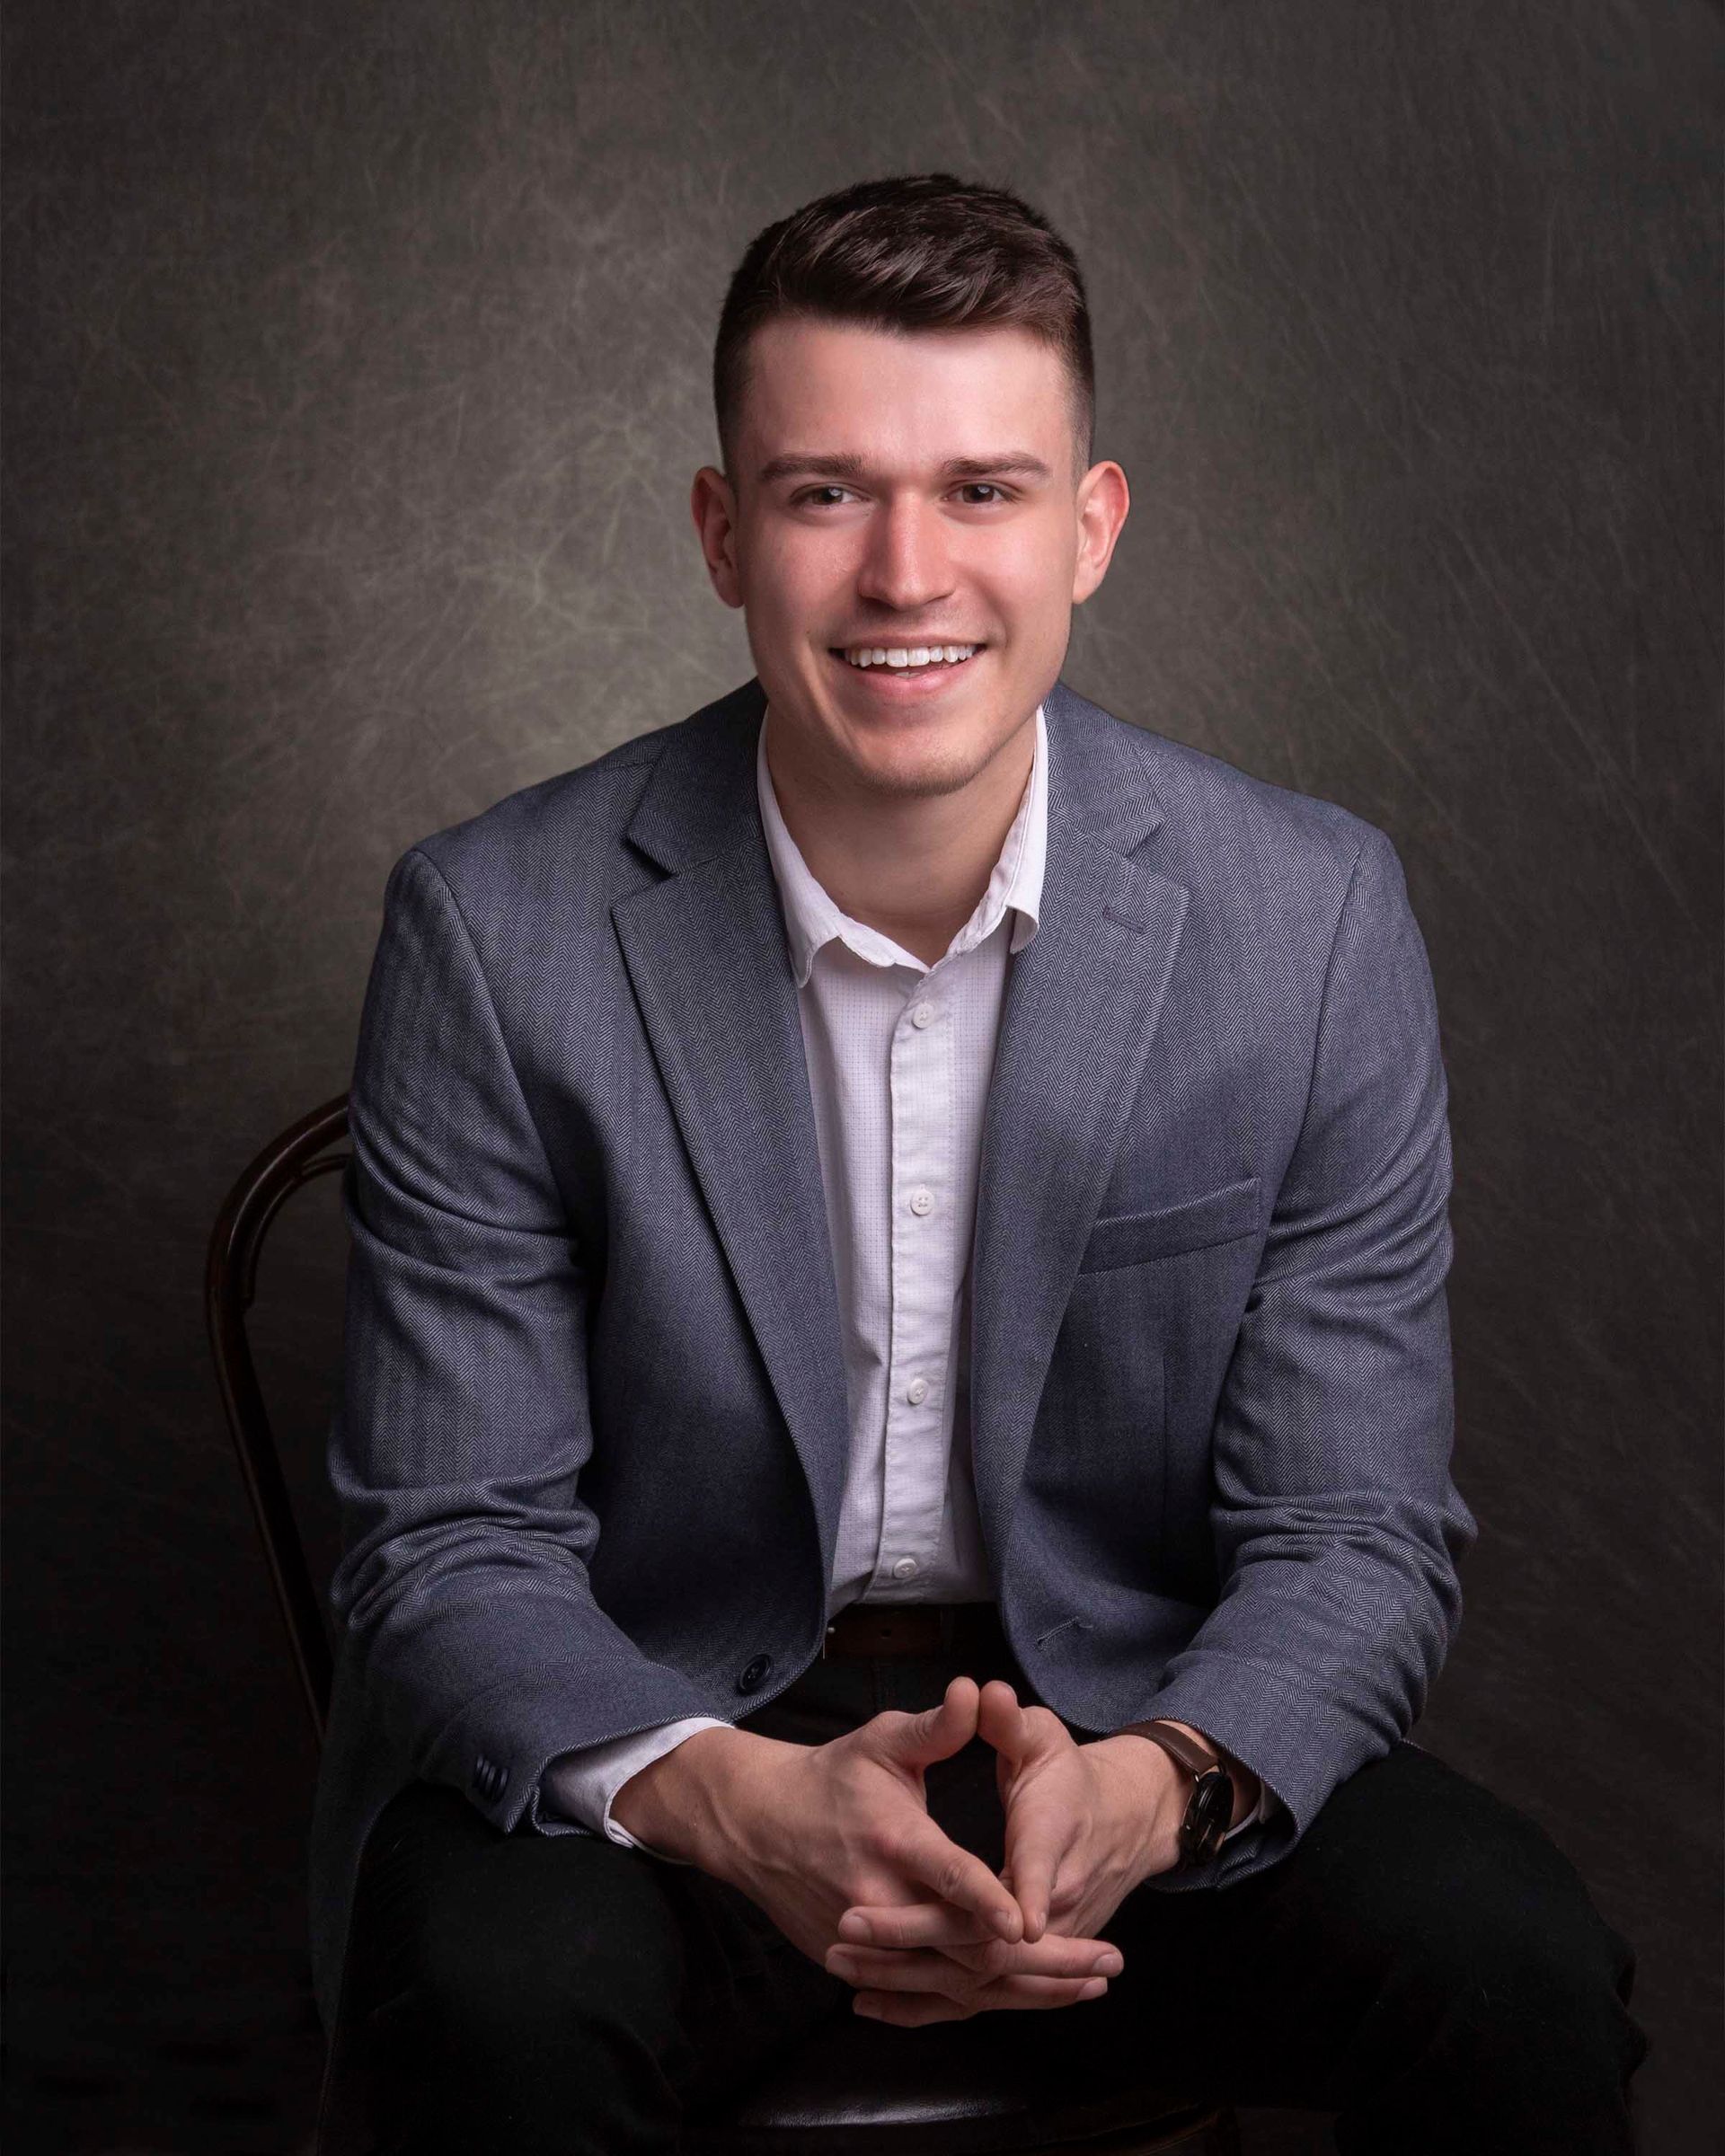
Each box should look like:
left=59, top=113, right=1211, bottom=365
left=849, top=734, right=999, bottom=800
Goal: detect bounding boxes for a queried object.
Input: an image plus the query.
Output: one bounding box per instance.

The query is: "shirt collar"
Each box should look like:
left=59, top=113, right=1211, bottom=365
left=756, top=702, right=1048, bottom=986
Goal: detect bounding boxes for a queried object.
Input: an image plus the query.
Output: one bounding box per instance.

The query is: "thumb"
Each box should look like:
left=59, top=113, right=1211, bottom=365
left=871, top=1674, right=979, bottom=1769
left=977, top=1678, right=1032, bottom=1765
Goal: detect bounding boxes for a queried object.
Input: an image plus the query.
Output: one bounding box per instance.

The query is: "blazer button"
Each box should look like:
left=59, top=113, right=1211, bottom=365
left=737, top=1655, right=773, bottom=1694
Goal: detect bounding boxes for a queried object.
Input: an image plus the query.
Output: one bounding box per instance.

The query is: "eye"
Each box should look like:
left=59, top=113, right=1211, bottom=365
left=955, top=482, right=1011, bottom=505
left=795, top=485, right=857, bottom=508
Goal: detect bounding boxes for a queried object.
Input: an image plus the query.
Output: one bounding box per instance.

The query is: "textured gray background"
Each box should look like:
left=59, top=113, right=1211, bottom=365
left=4, top=3, right=1719, bottom=2150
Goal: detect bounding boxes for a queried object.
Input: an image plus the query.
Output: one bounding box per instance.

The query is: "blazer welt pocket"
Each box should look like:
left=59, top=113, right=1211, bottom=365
left=1078, top=1176, right=1261, bottom=1274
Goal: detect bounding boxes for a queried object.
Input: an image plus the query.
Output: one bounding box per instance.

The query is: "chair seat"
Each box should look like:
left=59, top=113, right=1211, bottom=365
left=686, top=2005, right=1226, bottom=2154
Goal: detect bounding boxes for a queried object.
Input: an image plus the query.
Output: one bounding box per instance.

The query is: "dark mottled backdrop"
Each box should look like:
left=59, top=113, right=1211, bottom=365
left=4, top=3, right=1719, bottom=2151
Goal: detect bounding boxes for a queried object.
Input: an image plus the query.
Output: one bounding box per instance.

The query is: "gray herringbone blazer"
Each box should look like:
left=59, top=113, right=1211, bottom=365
left=308, top=676, right=1476, bottom=2028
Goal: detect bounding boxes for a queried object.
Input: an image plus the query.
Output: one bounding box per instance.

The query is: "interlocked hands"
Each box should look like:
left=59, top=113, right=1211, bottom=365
left=617, top=1673, right=1204, bottom=2028
left=816, top=1675, right=1188, bottom=2027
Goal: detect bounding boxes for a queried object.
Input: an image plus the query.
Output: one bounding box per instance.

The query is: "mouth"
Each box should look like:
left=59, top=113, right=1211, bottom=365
left=827, top=641, right=986, bottom=695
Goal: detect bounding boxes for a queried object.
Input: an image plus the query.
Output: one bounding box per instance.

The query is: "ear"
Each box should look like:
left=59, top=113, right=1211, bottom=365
left=1071, top=459, right=1130, bottom=606
left=691, top=464, right=745, bottom=609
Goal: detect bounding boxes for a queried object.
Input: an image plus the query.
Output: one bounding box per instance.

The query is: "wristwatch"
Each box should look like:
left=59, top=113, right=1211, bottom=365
left=1116, top=1719, right=1235, bottom=1868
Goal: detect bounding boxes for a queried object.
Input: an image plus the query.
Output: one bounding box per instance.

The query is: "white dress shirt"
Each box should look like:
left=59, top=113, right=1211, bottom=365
left=542, top=702, right=1267, bottom=1851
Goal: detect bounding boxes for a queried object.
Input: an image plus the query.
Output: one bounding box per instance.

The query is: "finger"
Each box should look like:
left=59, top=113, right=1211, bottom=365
left=858, top=1975, right=1109, bottom=2026
left=893, top=1820, right=1023, bottom=1941
left=836, top=1902, right=996, bottom=1949
left=828, top=1939, right=1122, bottom=1988
left=1004, top=1822, right=1069, bottom=1943
left=951, top=1937, right=1124, bottom=1982
left=970, top=1974, right=1111, bottom=2010
left=827, top=1947, right=968, bottom=1996
left=856, top=1992, right=973, bottom=2028
left=870, top=1676, right=980, bottom=1772
left=977, top=1678, right=1028, bottom=1762
left=836, top=1903, right=1115, bottom=1961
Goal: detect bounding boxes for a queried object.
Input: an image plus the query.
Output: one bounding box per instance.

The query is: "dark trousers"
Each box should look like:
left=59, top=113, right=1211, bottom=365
left=321, top=1626, right=1646, bottom=2154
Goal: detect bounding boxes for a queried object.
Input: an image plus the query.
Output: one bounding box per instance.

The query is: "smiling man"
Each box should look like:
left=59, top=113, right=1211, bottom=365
left=311, top=175, right=1645, bottom=2153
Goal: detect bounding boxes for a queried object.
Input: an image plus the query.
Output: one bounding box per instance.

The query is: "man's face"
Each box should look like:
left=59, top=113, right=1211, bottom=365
left=693, top=317, right=1128, bottom=803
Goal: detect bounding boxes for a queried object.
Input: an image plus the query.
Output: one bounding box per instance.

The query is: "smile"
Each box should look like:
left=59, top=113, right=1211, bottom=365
left=836, top=643, right=981, bottom=669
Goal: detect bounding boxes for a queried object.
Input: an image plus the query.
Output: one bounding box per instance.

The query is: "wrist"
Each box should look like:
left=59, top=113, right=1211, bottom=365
left=1087, top=1733, right=1185, bottom=1870
left=1125, top=1719, right=1260, bottom=1831
left=1157, top=1719, right=1260, bottom=1829
left=610, top=1725, right=765, bottom=1868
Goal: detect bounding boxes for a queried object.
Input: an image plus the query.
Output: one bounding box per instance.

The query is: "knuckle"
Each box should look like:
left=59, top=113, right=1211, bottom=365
left=864, top=1710, right=907, bottom=1753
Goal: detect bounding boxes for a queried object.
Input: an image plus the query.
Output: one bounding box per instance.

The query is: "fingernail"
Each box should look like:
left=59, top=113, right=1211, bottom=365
left=827, top=1952, right=855, bottom=1980
left=854, top=1997, right=880, bottom=2018
left=993, top=1909, right=1020, bottom=1939
left=1079, top=1977, right=1108, bottom=2001
left=1095, top=1951, right=1123, bottom=1976
left=839, top=1913, right=871, bottom=1941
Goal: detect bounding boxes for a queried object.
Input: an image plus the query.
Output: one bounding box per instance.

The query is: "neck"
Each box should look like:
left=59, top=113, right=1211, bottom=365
left=765, top=711, right=1036, bottom=968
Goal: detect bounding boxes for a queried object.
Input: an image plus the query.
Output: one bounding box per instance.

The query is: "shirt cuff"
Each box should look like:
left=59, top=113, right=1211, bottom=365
left=540, top=1716, right=731, bottom=1864
left=1220, top=1776, right=1274, bottom=1843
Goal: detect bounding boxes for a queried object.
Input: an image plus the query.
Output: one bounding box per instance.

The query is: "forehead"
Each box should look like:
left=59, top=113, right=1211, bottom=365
left=739, top=317, right=1072, bottom=471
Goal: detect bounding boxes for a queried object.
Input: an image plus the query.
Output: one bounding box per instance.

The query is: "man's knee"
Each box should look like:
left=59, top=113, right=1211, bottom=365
left=407, top=1841, right=688, bottom=2065
left=1331, top=1750, right=1645, bottom=2089
left=1430, top=1878, right=1633, bottom=2025
left=334, top=1797, right=698, bottom=2152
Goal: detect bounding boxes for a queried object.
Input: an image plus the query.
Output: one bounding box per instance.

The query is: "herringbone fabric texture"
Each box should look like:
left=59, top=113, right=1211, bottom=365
left=308, top=674, right=1475, bottom=2031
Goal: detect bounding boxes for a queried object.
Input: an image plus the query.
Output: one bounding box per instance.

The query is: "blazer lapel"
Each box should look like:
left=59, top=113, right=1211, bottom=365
left=969, top=683, right=1190, bottom=1582
left=611, top=681, right=852, bottom=1575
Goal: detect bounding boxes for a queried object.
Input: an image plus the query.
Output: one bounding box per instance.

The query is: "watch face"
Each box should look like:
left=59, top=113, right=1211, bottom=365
left=1182, top=1766, right=1234, bottom=1864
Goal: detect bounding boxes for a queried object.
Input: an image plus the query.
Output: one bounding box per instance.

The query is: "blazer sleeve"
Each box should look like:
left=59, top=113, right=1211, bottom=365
left=327, top=845, right=719, bottom=1837
left=1128, top=823, right=1478, bottom=1881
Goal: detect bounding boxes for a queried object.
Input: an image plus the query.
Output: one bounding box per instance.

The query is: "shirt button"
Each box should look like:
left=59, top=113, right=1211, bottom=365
left=911, top=1002, right=935, bottom=1029
left=892, top=1557, right=919, bottom=1581
left=908, top=1188, right=934, bottom=1216
left=907, top=1376, right=929, bottom=1405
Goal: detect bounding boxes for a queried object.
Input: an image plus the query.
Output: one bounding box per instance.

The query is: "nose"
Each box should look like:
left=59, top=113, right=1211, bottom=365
left=854, top=494, right=956, bottom=615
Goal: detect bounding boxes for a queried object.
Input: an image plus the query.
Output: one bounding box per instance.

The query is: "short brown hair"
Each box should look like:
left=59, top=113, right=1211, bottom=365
left=713, top=172, right=1095, bottom=481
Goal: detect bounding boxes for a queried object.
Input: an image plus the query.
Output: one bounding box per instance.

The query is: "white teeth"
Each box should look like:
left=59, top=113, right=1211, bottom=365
left=843, top=643, right=978, bottom=669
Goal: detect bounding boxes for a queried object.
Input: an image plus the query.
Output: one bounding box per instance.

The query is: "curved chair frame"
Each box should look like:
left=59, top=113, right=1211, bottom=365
left=205, top=1093, right=351, bottom=1745
left=205, top=1097, right=1239, bottom=2156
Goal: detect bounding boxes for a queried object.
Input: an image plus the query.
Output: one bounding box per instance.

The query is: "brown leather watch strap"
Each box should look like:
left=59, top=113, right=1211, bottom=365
left=1117, top=1719, right=1234, bottom=1868
left=1117, top=1719, right=1221, bottom=1781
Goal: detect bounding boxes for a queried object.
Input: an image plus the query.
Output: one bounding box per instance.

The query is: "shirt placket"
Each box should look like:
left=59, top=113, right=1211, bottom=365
left=873, top=968, right=954, bottom=1594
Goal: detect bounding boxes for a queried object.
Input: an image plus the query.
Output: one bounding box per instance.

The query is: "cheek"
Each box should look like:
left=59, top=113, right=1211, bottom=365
left=752, top=539, right=853, bottom=637
left=978, top=535, right=1075, bottom=641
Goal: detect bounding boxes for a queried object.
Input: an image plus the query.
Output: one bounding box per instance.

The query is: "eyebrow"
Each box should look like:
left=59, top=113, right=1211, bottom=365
left=755, top=452, right=1055, bottom=487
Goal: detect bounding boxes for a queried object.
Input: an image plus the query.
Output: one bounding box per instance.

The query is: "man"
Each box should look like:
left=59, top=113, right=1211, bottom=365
left=311, top=174, right=1645, bottom=2152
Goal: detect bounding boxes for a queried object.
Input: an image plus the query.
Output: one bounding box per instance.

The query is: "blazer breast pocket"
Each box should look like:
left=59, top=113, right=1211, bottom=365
left=1077, top=1175, right=1261, bottom=1275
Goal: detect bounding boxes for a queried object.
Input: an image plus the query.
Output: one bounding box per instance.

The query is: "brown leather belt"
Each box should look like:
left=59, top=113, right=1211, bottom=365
left=821, top=1602, right=1008, bottom=1661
